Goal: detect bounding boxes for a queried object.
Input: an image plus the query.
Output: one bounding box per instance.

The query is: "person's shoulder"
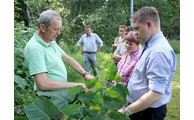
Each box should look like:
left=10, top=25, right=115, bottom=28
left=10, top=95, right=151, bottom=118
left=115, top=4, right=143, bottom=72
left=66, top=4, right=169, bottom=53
left=81, top=34, right=87, bottom=37
left=25, top=38, right=43, bottom=52
left=91, top=33, right=99, bottom=36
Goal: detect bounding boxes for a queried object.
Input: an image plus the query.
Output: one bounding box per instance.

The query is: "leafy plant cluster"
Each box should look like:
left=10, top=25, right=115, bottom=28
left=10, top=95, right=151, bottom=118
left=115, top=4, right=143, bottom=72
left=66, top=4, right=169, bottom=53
left=19, top=63, right=130, bottom=120
left=14, top=21, right=37, bottom=118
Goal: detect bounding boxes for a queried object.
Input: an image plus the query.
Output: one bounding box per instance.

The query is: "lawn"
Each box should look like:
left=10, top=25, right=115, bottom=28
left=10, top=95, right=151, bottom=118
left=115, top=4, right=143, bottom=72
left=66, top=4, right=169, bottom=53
left=165, top=54, right=180, bottom=120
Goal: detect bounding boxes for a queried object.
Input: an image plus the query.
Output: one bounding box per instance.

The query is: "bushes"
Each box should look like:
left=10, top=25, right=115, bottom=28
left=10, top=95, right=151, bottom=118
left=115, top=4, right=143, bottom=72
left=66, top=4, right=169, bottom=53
left=14, top=21, right=37, bottom=118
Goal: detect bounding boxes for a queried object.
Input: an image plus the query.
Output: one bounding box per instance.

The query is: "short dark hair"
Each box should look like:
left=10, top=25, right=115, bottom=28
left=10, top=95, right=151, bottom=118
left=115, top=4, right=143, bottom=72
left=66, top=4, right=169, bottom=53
left=125, top=26, right=134, bottom=31
left=85, top=25, right=92, bottom=29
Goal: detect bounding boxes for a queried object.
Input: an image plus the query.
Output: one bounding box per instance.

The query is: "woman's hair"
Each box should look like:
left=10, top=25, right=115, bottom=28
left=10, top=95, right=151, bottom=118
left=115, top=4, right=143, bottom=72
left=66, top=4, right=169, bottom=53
left=38, top=10, right=62, bottom=30
left=119, top=25, right=126, bottom=30
left=130, top=6, right=160, bottom=27
left=125, top=26, right=134, bottom=31
left=126, top=31, right=140, bottom=45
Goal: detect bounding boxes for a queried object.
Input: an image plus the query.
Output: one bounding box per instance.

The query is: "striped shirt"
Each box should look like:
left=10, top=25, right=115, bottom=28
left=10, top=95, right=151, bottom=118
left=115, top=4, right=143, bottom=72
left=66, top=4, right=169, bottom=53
left=117, top=49, right=141, bottom=84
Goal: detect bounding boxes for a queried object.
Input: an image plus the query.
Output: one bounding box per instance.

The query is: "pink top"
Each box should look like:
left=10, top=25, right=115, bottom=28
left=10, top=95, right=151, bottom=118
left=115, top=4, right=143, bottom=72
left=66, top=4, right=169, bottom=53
left=117, top=49, right=141, bottom=84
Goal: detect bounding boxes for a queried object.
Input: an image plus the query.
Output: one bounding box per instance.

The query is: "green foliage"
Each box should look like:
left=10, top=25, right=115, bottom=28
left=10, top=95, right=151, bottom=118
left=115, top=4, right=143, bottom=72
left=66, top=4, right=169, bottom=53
left=24, top=77, right=130, bottom=120
left=104, top=63, right=122, bottom=83
left=16, top=0, right=179, bottom=50
left=14, top=21, right=37, bottom=117
left=24, top=96, right=60, bottom=120
left=133, top=0, right=180, bottom=39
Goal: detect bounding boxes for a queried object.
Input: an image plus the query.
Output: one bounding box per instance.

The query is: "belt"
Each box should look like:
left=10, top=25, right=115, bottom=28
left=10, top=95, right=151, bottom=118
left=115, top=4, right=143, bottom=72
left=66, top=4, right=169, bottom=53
left=84, top=52, right=95, bottom=54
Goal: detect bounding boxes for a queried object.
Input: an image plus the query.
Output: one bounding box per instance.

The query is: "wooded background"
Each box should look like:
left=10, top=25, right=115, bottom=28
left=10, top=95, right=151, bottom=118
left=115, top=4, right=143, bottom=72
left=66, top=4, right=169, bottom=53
left=14, top=0, right=180, bottom=49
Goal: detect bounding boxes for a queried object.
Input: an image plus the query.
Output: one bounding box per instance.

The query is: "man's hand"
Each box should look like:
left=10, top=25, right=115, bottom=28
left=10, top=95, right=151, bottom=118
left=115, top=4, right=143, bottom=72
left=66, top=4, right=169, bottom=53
left=118, top=108, right=125, bottom=114
left=80, top=83, right=89, bottom=93
left=84, top=74, right=94, bottom=80
left=94, top=51, right=98, bottom=55
left=81, top=49, right=85, bottom=54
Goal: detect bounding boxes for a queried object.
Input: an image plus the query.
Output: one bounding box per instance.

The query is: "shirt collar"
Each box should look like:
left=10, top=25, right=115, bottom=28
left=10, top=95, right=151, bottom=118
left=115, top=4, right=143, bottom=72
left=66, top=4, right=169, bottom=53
left=147, top=32, right=163, bottom=47
left=33, top=32, right=52, bottom=47
left=86, top=33, right=92, bottom=37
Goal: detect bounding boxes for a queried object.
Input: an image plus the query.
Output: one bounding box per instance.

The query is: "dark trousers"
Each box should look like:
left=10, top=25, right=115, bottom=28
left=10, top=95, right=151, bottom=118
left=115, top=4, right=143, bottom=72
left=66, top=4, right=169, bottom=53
left=129, top=104, right=167, bottom=120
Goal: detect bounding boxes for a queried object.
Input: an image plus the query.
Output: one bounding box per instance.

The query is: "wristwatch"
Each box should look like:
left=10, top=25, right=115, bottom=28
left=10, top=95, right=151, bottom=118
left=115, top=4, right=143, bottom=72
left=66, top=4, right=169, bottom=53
left=124, top=107, right=131, bottom=116
left=82, top=71, right=88, bottom=77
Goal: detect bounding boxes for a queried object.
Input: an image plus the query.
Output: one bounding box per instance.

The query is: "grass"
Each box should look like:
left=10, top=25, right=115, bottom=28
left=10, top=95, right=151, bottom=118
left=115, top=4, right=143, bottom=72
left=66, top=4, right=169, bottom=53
left=64, top=44, right=180, bottom=120
left=165, top=54, right=180, bottom=120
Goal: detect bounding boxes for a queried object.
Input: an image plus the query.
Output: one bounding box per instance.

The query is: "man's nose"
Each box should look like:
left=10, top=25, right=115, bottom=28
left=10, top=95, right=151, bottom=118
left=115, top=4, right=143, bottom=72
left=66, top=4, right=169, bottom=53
left=57, top=30, right=61, bottom=35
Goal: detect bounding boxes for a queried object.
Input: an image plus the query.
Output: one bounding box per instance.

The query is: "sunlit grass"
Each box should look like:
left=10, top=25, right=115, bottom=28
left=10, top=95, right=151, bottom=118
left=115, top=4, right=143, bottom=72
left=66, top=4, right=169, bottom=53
left=165, top=54, right=180, bottom=120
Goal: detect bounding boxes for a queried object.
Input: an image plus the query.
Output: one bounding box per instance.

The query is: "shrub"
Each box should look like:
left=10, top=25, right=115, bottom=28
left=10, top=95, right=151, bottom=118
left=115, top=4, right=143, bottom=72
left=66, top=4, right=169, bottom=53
left=14, top=21, right=37, bottom=117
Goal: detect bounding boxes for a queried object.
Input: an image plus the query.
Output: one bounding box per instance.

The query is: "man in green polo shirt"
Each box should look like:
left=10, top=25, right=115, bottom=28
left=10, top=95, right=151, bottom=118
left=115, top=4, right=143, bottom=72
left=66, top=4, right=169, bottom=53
left=24, top=10, right=94, bottom=93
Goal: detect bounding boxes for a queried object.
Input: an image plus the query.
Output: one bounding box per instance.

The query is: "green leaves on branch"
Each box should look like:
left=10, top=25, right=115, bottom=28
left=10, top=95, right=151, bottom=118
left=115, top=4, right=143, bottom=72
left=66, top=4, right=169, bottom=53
left=104, top=63, right=122, bottom=82
left=24, top=72, right=130, bottom=120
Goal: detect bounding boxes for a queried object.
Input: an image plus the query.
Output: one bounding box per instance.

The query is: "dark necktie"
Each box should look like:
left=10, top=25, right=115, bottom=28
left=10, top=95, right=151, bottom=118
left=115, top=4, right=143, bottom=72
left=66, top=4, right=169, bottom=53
left=139, top=42, right=148, bottom=59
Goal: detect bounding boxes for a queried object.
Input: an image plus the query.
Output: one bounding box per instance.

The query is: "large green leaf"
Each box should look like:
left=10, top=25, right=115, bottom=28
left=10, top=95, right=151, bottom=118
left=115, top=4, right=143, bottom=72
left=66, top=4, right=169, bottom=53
left=14, top=74, right=26, bottom=89
left=91, top=98, right=103, bottom=105
left=94, top=81, right=101, bottom=90
left=36, top=89, right=76, bottom=103
left=115, top=73, right=122, bottom=82
left=88, top=109, right=105, bottom=120
left=24, top=96, right=60, bottom=120
left=83, top=116, right=93, bottom=120
left=103, top=96, right=126, bottom=110
left=112, top=84, right=129, bottom=99
left=50, top=95, right=69, bottom=111
left=104, top=63, right=117, bottom=80
left=84, top=77, right=98, bottom=89
left=66, top=85, right=83, bottom=95
left=62, top=104, right=80, bottom=115
left=105, top=88, right=120, bottom=98
left=78, top=91, right=94, bottom=103
left=109, top=111, right=130, bottom=120
left=80, top=106, right=91, bottom=117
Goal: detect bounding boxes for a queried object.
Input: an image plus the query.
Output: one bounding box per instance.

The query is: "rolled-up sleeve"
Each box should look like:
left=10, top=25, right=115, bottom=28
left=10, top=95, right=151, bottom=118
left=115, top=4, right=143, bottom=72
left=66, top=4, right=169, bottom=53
left=78, top=36, right=83, bottom=46
left=96, top=34, right=103, bottom=46
left=147, top=52, right=171, bottom=94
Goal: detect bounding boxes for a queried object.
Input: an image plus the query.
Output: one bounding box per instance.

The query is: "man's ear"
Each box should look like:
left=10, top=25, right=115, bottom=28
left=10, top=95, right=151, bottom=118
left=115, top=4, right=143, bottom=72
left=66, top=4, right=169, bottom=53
left=39, top=24, right=46, bottom=33
left=146, top=20, right=152, bottom=30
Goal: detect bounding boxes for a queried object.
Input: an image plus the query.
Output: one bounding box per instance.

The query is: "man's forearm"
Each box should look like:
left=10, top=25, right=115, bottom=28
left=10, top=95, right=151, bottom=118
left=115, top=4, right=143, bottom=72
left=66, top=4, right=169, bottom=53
left=97, top=46, right=102, bottom=51
left=113, top=54, right=122, bottom=62
left=35, top=72, right=83, bottom=91
left=127, top=90, right=163, bottom=114
left=79, top=46, right=83, bottom=51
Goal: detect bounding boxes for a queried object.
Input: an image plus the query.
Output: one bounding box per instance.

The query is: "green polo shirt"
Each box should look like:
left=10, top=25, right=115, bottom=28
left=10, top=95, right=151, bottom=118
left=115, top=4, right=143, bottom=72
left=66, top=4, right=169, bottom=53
left=24, top=32, right=67, bottom=91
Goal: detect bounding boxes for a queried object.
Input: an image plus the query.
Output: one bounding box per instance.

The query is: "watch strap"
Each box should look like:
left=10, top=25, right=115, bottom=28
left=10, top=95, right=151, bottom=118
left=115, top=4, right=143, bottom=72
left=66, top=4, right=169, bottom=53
left=82, top=71, right=88, bottom=77
left=124, top=107, right=131, bottom=116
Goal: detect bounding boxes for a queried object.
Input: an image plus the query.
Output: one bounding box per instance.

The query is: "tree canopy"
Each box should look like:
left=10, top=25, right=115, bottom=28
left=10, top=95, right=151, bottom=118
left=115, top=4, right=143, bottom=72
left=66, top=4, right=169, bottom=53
left=15, top=0, right=180, bottom=49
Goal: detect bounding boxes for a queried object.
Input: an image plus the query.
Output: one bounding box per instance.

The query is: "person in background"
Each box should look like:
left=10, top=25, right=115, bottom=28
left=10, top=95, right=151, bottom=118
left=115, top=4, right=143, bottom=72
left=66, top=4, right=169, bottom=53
left=112, top=25, right=126, bottom=52
left=115, top=31, right=142, bottom=86
left=112, top=26, right=134, bottom=66
left=78, top=25, right=103, bottom=77
left=24, top=10, right=94, bottom=94
left=118, top=6, right=176, bottom=120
